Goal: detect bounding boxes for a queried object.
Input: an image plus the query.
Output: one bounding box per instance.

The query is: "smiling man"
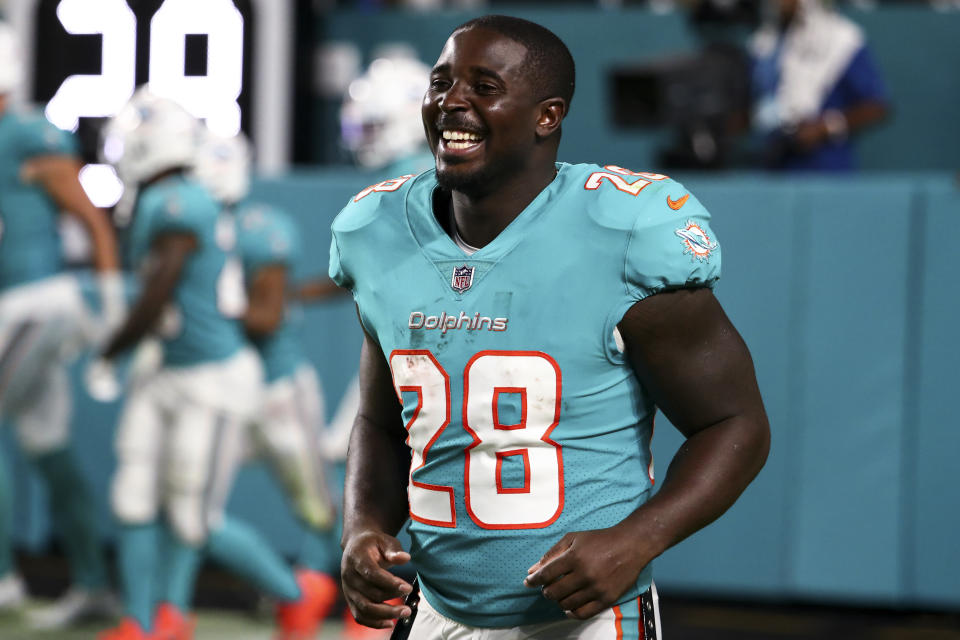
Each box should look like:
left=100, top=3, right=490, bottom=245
left=330, top=15, right=770, bottom=640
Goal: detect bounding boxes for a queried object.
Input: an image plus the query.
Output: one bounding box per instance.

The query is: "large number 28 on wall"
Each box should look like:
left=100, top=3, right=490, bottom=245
left=43, top=0, right=244, bottom=135
left=389, top=350, right=564, bottom=530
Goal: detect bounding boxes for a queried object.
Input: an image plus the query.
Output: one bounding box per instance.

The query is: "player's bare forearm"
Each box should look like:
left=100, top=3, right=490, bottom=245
left=244, top=265, right=286, bottom=336
left=340, top=329, right=414, bottom=628
left=103, top=234, right=193, bottom=359
left=342, top=413, right=411, bottom=543
left=616, top=410, right=768, bottom=560
left=27, top=155, right=120, bottom=272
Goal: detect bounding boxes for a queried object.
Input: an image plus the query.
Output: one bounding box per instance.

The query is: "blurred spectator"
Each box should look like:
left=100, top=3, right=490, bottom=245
left=750, top=0, right=890, bottom=170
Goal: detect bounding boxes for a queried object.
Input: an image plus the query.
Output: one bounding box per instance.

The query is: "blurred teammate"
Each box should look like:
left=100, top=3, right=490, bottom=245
left=0, top=20, right=121, bottom=628
left=333, top=15, right=770, bottom=638
left=340, top=55, right=434, bottom=176
left=95, top=88, right=262, bottom=640
left=192, top=130, right=340, bottom=639
left=325, top=51, right=436, bottom=472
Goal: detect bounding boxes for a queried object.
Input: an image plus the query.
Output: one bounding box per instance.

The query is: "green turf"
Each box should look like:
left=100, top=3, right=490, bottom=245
left=0, top=601, right=355, bottom=639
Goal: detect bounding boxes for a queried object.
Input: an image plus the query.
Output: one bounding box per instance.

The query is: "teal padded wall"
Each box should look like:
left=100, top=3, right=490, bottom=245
left=911, top=178, right=960, bottom=607
left=652, top=181, right=798, bottom=597
left=4, top=172, right=959, bottom=610
left=790, top=180, right=913, bottom=602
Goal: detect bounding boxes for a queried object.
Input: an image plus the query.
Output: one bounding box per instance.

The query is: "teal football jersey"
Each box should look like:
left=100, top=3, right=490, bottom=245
left=0, top=109, right=77, bottom=290
left=236, top=202, right=304, bottom=382
left=130, top=175, right=246, bottom=367
left=329, top=163, right=721, bottom=627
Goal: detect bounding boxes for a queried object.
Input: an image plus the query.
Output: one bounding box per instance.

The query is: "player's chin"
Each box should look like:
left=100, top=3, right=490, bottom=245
left=436, top=163, right=487, bottom=194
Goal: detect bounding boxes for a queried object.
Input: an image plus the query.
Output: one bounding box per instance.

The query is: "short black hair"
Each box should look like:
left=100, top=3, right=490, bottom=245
left=454, top=15, right=575, bottom=111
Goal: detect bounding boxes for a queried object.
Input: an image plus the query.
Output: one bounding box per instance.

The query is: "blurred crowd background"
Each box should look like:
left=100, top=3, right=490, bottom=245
left=0, top=0, right=957, bottom=638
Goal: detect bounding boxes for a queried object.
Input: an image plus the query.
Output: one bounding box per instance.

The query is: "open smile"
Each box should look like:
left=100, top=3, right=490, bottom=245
left=439, top=129, right=485, bottom=156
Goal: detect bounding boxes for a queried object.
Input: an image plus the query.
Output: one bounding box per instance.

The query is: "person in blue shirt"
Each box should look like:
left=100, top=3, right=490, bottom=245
left=332, top=15, right=770, bottom=639
left=0, top=20, right=122, bottom=629
left=750, top=0, right=889, bottom=171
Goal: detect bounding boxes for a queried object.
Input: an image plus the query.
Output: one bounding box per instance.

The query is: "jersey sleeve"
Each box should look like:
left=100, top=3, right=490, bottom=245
left=142, top=188, right=208, bottom=243
left=241, top=206, right=299, bottom=273
left=328, top=230, right=351, bottom=291
left=840, top=45, right=889, bottom=105
left=18, top=113, right=78, bottom=159
left=624, top=180, right=721, bottom=300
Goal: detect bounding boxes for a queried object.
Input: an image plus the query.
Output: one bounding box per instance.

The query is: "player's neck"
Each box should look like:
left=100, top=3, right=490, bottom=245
left=448, top=161, right=558, bottom=249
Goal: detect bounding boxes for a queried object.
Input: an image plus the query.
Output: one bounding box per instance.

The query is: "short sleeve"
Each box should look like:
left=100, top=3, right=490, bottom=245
left=18, top=115, right=78, bottom=159
left=624, top=184, right=721, bottom=300
left=144, top=190, right=205, bottom=240
left=328, top=232, right=351, bottom=290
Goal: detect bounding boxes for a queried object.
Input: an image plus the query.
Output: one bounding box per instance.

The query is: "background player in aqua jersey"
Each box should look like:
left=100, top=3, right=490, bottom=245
left=95, top=89, right=263, bottom=640
left=192, top=130, right=342, bottom=638
left=332, top=15, right=770, bottom=639
left=0, top=20, right=122, bottom=629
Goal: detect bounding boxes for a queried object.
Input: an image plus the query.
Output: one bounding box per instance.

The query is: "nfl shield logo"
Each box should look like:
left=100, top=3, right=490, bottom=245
left=451, top=265, right=475, bottom=293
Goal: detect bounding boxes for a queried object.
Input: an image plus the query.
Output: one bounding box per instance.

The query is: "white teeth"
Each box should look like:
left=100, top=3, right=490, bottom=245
left=442, top=130, right=482, bottom=142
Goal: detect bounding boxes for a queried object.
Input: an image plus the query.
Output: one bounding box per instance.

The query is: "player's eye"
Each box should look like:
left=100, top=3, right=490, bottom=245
left=429, top=78, right=451, bottom=91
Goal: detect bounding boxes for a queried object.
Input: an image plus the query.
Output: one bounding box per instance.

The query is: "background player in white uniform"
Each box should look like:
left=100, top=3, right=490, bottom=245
left=0, top=20, right=122, bottom=629
left=340, top=53, right=436, bottom=177
left=332, top=16, right=770, bottom=639
left=192, top=131, right=341, bottom=639
left=324, top=52, right=436, bottom=466
left=95, top=89, right=262, bottom=640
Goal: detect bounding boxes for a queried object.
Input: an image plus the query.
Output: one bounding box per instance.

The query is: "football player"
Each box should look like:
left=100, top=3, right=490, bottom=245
left=192, top=130, right=340, bottom=638
left=95, top=88, right=263, bottom=640
left=0, top=20, right=121, bottom=628
left=333, top=15, right=770, bottom=639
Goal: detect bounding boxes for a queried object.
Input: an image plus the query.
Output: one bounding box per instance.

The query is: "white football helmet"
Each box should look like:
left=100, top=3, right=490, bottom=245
left=0, top=21, right=23, bottom=95
left=101, top=87, right=202, bottom=187
left=192, top=129, right=252, bottom=205
left=340, top=56, right=430, bottom=169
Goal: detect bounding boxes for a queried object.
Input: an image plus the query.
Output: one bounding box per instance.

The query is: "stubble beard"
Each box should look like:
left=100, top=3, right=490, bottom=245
left=435, top=161, right=500, bottom=199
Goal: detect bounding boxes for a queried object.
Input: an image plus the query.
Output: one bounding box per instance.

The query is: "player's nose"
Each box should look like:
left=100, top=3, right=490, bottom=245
left=438, top=80, right=469, bottom=112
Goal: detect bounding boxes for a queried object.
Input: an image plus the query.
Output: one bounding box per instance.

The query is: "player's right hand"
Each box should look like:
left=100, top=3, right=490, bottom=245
left=340, top=530, right=413, bottom=629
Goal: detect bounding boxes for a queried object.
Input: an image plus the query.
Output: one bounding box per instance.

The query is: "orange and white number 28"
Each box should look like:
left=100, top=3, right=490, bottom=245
left=389, top=350, right=563, bottom=530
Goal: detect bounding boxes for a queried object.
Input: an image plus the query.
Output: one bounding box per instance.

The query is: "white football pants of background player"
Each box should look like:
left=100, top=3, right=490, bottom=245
left=245, top=364, right=334, bottom=532
left=111, top=346, right=263, bottom=545
left=0, top=274, right=102, bottom=454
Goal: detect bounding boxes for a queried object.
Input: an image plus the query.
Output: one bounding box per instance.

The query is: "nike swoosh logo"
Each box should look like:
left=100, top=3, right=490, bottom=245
left=666, top=194, right=689, bottom=210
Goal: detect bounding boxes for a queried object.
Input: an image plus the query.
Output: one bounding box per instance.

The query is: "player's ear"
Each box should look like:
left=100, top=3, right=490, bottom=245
left=535, top=97, right=566, bottom=139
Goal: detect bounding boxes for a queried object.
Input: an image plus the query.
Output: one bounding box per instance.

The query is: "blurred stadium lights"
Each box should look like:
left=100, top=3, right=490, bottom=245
left=5, top=0, right=293, bottom=174
left=78, top=163, right=123, bottom=208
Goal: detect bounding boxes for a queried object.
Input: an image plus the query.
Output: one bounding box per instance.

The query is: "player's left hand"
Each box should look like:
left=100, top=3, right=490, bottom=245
left=791, top=119, right=828, bottom=152
left=524, top=525, right=652, bottom=620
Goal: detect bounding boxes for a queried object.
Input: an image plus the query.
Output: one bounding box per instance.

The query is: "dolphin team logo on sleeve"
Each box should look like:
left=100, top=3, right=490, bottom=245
left=451, top=265, right=475, bottom=293
left=675, top=220, right=719, bottom=262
